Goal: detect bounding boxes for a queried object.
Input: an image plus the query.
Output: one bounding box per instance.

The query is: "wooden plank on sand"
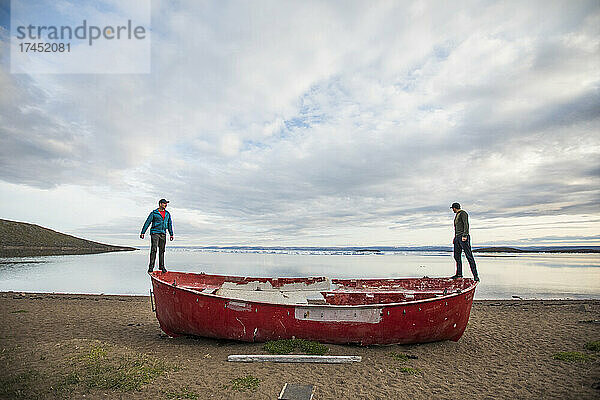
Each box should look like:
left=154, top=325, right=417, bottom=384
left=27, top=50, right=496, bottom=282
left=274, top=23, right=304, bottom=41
left=227, top=355, right=361, bottom=363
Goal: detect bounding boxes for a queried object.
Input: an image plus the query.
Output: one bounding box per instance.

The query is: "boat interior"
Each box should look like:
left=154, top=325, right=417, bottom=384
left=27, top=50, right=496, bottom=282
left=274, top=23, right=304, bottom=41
left=152, top=271, right=476, bottom=306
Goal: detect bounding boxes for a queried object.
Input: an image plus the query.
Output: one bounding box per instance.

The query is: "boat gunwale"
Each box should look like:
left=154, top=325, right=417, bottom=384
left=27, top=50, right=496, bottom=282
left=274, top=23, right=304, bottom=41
left=150, top=272, right=478, bottom=309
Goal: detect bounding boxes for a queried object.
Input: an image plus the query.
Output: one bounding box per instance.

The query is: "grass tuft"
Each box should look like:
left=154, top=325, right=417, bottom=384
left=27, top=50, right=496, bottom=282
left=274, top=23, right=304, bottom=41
left=50, top=372, right=81, bottom=395
left=10, top=309, right=28, bottom=313
left=0, top=341, right=175, bottom=398
left=400, top=367, right=421, bottom=375
left=552, top=351, right=593, bottom=362
left=398, top=366, right=421, bottom=374
left=263, top=339, right=328, bottom=355
left=76, top=343, right=176, bottom=391
left=389, top=351, right=420, bottom=374
left=584, top=341, right=600, bottom=352
left=0, top=371, right=41, bottom=400
left=163, top=386, right=200, bottom=399
left=84, top=355, right=172, bottom=391
left=60, top=372, right=81, bottom=386
left=224, top=375, right=261, bottom=392
left=83, top=344, right=107, bottom=362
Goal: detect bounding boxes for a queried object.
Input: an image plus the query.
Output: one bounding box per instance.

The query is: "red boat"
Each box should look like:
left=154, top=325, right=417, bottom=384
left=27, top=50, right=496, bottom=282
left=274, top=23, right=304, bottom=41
left=149, top=271, right=477, bottom=345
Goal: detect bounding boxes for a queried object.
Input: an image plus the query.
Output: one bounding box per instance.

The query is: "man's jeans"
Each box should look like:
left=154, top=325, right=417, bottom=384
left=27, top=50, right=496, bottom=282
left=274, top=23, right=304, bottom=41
left=453, top=234, right=478, bottom=279
left=149, top=233, right=166, bottom=270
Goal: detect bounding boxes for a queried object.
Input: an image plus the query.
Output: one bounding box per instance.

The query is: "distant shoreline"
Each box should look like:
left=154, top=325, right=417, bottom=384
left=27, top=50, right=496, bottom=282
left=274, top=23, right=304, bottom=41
left=140, top=245, right=600, bottom=254
left=473, top=246, right=600, bottom=254
left=4, top=244, right=599, bottom=258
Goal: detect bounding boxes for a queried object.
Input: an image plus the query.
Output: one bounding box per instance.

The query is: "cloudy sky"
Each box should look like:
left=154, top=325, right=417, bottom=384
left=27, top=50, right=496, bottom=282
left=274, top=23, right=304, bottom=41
left=0, top=0, right=598, bottom=247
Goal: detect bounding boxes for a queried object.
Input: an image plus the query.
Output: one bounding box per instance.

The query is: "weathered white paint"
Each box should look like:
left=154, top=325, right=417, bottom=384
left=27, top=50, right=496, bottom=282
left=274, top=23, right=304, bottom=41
left=217, top=289, right=326, bottom=305
left=294, top=306, right=382, bottom=323
left=226, top=300, right=252, bottom=312
left=219, top=278, right=332, bottom=292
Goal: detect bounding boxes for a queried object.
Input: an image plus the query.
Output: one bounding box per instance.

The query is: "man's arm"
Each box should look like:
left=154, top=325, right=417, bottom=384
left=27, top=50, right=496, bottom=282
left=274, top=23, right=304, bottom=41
left=461, top=211, right=469, bottom=237
left=167, top=214, right=174, bottom=238
left=140, top=212, right=153, bottom=238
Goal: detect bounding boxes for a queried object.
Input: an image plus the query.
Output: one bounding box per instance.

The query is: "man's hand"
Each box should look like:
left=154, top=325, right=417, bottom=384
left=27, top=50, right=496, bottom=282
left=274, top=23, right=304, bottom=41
left=462, top=236, right=467, bottom=242
left=140, top=234, right=144, bottom=239
left=170, top=236, right=174, bottom=241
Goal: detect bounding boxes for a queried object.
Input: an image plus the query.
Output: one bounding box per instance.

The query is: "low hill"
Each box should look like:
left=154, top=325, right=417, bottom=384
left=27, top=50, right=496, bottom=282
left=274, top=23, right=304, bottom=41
left=474, top=247, right=528, bottom=253
left=0, top=219, right=136, bottom=257
left=474, top=246, right=600, bottom=253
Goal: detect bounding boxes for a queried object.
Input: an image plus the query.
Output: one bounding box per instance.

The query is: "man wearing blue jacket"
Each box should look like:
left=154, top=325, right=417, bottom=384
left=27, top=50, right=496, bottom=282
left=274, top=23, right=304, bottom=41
left=140, top=199, right=174, bottom=273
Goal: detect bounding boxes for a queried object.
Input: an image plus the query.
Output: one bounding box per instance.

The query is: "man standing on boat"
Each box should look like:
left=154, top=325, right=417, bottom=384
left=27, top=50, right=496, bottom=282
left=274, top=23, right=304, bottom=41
left=451, top=202, right=479, bottom=281
left=140, top=199, right=174, bottom=273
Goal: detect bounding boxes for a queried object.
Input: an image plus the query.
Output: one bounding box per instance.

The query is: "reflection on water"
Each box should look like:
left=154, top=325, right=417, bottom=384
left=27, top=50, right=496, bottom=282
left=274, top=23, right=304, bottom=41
left=0, top=249, right=598, bottom=299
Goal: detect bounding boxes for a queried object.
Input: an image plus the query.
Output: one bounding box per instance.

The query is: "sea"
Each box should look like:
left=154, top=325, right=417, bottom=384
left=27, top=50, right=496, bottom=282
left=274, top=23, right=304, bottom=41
left=0, top=247, right=599, bottom=300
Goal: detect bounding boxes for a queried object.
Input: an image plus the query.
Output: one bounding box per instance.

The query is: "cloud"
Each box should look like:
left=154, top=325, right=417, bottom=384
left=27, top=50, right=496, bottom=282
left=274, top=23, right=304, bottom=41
left=1, top=0, right=599, bottom=245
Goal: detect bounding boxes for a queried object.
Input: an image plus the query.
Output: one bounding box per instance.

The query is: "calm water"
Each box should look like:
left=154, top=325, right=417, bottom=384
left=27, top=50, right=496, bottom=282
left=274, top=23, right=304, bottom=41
left=0, top=249, right=598, bottom=299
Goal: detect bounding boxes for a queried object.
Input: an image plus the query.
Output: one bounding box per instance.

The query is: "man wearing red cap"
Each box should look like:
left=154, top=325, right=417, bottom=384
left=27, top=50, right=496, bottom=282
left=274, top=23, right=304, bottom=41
left=140, top=199, right=174, bottom=273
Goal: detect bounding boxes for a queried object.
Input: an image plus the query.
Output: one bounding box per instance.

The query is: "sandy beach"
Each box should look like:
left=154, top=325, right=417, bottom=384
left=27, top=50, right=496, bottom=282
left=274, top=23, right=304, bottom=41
left=1, top=292, right=598, bottom=399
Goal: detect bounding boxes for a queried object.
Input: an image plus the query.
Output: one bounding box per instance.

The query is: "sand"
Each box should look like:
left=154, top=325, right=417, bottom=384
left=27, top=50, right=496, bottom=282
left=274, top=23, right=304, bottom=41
left=1, top=292, right=599, bottom=399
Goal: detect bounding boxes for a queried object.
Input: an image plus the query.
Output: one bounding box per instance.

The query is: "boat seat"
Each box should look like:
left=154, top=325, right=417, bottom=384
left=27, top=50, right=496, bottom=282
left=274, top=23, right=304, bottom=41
left=219, top=278, right=332, bottom=292
left=214, top=288, right=327, bottom=305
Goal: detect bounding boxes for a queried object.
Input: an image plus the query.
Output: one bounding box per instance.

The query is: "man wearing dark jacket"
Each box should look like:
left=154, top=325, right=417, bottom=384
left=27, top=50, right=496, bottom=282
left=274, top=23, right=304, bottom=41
left=451, top=202, right=479, bottom=281
left=140, top=199, right=174, bottom=273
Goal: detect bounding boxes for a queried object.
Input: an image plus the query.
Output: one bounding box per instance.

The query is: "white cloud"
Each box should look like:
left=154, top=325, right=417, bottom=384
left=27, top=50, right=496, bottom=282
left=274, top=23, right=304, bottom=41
left=1, top=0, right=599, bottom=246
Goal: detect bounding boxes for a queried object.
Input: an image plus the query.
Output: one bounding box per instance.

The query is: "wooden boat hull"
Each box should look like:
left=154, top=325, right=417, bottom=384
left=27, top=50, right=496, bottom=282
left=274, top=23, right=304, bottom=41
left=150, top=271, right=477, bottom=345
